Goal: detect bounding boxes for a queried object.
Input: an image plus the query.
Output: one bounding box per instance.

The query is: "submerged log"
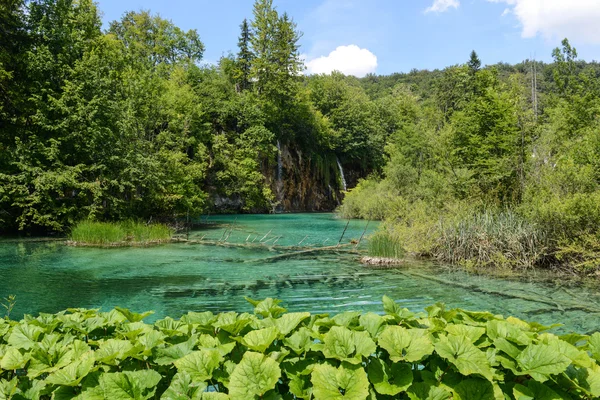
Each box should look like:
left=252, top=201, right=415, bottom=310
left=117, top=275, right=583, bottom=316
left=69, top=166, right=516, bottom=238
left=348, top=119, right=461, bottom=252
left=401, top=270, right=600, bottom=314
left=245, top=244, right=358, bottom=264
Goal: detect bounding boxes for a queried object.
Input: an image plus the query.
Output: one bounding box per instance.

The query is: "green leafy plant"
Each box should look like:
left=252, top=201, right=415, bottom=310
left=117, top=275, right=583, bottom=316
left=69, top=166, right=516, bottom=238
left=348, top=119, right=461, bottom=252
left=0, top=297, right=598, bottom=399
left=1, top=295, right=15, bottom=319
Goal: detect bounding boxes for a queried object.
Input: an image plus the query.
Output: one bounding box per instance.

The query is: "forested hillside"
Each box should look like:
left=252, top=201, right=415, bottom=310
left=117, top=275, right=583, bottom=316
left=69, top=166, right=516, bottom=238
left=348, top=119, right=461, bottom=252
left=0, top=0, right=381, bottom=233
left=343, top=47, right=600, bottom=273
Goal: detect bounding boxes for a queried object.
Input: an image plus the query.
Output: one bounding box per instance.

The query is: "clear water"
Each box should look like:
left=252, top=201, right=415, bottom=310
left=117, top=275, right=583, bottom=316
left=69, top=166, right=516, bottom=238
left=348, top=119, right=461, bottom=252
left=1, top=213, right=599, bottom=334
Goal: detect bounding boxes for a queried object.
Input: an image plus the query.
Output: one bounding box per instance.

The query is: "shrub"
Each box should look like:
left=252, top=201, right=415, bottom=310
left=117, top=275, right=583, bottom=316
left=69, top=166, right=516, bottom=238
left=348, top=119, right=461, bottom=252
left=0, top=297, right=598, bottom=399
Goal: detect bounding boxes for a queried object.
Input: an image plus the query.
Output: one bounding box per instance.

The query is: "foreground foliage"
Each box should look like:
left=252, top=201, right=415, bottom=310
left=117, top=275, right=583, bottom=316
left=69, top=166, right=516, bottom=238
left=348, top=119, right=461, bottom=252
left=1, top=297, right=599, bottom=399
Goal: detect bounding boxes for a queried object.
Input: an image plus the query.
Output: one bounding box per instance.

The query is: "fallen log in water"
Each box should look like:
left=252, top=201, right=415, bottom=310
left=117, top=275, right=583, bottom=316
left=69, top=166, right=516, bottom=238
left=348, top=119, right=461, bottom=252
left=245, top=244, right=358, bottom=263
left=400, top=270, right=600, bottom=314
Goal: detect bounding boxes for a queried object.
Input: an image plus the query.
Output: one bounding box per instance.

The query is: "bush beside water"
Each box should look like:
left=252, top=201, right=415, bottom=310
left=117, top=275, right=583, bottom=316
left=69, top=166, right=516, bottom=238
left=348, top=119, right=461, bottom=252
left=1, top=297, right=599, bottom=399
left=69, top=221, right=172, bottom=246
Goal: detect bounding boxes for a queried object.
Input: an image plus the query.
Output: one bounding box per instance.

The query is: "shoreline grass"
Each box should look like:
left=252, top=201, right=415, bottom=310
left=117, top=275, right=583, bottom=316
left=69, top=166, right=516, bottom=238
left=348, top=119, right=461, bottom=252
left=69, top=220, right=173, bottom=247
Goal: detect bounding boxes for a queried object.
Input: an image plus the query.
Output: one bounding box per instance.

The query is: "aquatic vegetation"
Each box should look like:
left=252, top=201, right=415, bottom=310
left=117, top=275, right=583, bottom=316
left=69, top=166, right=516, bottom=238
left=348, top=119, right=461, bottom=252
left=0, top=297, right=598, bottom=399
left=367, top=229, right=405, bottom=260
left=69, top=221, right=172, bottom=246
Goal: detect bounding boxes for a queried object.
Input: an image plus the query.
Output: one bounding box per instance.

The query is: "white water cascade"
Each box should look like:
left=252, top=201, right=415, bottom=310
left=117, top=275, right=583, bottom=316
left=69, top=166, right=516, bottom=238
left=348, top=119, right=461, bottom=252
left=276, top=140, right=283, bottom=183
left=336, top=156, right=347, bottom=191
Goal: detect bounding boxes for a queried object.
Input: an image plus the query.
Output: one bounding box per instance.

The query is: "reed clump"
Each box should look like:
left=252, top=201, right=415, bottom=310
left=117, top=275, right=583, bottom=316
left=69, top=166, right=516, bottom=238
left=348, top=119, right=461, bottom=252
left=434, top=210, right=547, bottom=270
left=69, top=221, right=172, bottom=246
left=367, top=229, right=405, bottom=260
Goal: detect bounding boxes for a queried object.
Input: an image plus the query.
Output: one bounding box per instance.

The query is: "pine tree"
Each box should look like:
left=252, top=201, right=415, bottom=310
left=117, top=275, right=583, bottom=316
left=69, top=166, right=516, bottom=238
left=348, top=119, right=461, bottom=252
left=468, top=50, right=481, bottom=74
left=235, top=19, right=253, bottom=91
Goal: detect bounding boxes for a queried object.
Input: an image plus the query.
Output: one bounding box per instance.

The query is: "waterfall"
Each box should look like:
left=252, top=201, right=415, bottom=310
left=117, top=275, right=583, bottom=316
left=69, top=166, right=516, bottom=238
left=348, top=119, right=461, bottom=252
left=336, top=156, right=347, bottom=191
left=277, top=140, right=283, bottom=183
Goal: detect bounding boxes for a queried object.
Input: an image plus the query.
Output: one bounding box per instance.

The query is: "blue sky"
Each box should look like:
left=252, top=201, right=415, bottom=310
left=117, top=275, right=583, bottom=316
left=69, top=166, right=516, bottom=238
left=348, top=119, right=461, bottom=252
left=96, top=0, right=600, bottom=76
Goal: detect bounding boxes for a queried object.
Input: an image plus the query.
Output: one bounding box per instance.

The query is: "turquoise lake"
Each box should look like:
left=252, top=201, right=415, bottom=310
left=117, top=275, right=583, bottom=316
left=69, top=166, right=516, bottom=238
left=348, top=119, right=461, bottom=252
left=0, top=213, right=599, bottom=334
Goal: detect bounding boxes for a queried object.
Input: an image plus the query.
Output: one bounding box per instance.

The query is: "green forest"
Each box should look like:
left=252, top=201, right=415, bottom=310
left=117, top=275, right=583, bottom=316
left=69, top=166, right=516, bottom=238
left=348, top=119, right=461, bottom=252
left=2, top=0, right=600, bottom=273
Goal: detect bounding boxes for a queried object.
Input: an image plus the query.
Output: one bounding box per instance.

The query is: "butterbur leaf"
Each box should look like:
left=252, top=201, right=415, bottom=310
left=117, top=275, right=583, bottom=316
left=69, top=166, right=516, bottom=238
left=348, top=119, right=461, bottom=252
left=589, top=332, right=600, bottom=362
left=513, top=384, right=534, bottom=400
left=526, top=380, right=569, bottom=400
left=486, top=320, right=532, bottom=346
left=246, top=298, right=287, bottom=318
left=100, top=370, right=162, bottom=400
left=407, top=382, right=452, bottom=400
left=94, top=339, right=135, bottom=365
left=378, top=326, right=434, bottom=363
left=332, top=312, right=361, bottom=328
left=452, top=378, right=495, bottom=400
left=0, top=377, right=19, bottom=399
left=359, top=313, right=385, bottom=339
left=274, top=312, right=310, bottom=336
left=7, top=324, right=44, bottom=349
left=284, top=327, right=313, bottom=354
left=227, top=352, right=281, bottom=399
left=571, top=362, right=600, bottom=398
left=311, top=362, right=369, bottom=400
left=174, top=349, right=223, bottom=381
left=153, top=336, right=197, bottom=365
left=323, top=326, right=355, bottom=360
left=155, top=317, right=188, bottom=336
left=115, top=307, right=154, bottom=322
left=181, top=311, right=216, bottom=327
left=515, top=341, right=571, bottom=382
left=288, top=373, right=313, bottom=399
left=0, top=348, right=30, bottom=370
left=201, top=394, right=229, bottom=399
left=445, top=324, right=486, bottom=344
left=241, top=327, right=279, bottom=352
left=382, top=295, right=403, bottom=316
left=367, top=358, right=413, bottom=396
left=46, top=353, right=96, bottom=386
left=321, top=326, right=375, bottom=364
left=213, top=312, right=252, bottom=335
left=160, top=371, right=208, bottom=400
left=435, top=334, right=494, bottom=381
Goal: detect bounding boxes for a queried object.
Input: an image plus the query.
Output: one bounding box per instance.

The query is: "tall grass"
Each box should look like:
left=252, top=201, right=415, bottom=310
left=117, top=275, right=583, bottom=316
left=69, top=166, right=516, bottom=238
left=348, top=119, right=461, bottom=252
left=435, top=210, right=547, bottom=270
left=70, top=221, right=172, bottom=246
left=367, top=230, right=405, bottom=259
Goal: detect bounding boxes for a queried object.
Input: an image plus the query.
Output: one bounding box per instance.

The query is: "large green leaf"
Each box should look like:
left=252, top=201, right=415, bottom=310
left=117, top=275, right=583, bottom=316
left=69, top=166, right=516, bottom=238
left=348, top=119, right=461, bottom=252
left=160, top=371, right=207, bottom=400
left=358, top=313, right=385, bottom=339
left=213, top=313, right=253, bottom=335
left=589, top=332, right=600, bottom=362
left=378, top=326, right=434, bottom=363
left=227, top=352, right=281, bottom=399
left=174, top=349, right=223, bottom=381
left=525, top=381, right=569, bottom=400
left=322, top=326, right=375, bottom=364
left=246, top=298, right=287, bottom=318
left=406, top=382, right=452, bottom=400
left=99, top=370, right=162, bottom=400
left=0, top=348, right=30, bottom=370
left=486, top=320, right=532, bottom=346
left=114, top=307, right=154, bottom=322
left=274, top=312, right=310, bottom=336
left=0, top=377, right=19, bottom=399
left=367, top=358, right=413, bottom=396
left=155, top=317, right=189, bottom=337
left=94, top=339, right=135, bottom=365
left=452, top=378, right=495, bottom=400
left=434, top=334, right=493, bottom=381
left=241, top=327, right=279, bottom=352
left=445, top=324, right=486, bottom=344
left=283, top=327, right=312, bottom=355
left=46, top=353, right=96, bottom=386
left=311, top=362, right=369, bottom=400
left=7, top=324, right=44, bottom=350
left=153, top=336, right=197, bottom=365
left=515, top=341, right=571, bottom=382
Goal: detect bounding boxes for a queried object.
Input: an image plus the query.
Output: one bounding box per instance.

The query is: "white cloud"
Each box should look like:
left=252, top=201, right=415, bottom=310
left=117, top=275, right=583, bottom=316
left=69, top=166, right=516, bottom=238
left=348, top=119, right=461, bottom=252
left=489, top=0, right=600, bottom=44
left=305, top=45, right=378, bottom=77
left=425, top=0, right=460, bottom=13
